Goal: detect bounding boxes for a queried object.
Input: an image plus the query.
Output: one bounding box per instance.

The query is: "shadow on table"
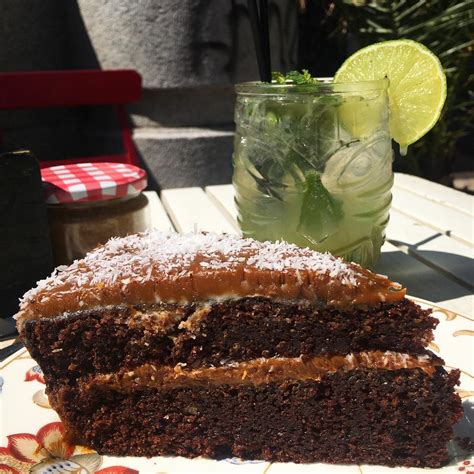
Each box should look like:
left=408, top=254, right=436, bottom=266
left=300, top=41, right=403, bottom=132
left=375, top=248, right=473, bottom=303
left=389, top=239, right=474, bottom=290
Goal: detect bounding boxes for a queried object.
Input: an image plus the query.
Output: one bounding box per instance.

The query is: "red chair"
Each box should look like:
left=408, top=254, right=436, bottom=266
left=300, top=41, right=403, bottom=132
left=0, top=69, right=142, bottom=167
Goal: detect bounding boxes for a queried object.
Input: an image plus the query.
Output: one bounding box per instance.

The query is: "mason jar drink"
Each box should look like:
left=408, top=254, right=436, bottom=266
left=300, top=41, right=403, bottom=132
left=232, top=78, right=392, bottom=268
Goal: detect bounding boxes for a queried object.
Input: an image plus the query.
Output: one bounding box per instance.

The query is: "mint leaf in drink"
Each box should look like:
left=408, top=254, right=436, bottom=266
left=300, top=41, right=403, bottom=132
left=297, top=172, right=343, bottom=245
left=271, top=69, right=319, bottom=85
left=286, top=69, right=318, bottom=85
left=271, top=71, right=287, bottom=84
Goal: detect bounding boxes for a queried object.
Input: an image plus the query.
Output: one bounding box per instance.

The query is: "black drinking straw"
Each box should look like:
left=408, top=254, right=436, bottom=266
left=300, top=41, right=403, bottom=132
left=259, top=0, right=271, bottom=79
left=247, top=0, right=271, bottom=82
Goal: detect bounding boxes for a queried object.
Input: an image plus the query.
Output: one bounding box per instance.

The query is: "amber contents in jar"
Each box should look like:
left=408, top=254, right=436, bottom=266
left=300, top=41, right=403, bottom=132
left=48, top=193, right=149, bottom=265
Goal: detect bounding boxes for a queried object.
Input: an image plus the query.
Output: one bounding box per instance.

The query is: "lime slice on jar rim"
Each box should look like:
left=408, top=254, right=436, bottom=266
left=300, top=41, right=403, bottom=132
left=334, top=39, right=447, bottom=153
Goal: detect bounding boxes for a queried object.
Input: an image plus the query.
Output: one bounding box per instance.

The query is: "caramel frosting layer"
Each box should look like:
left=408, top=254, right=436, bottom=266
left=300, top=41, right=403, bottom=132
left=94, top=351, right=442, bottom=390
left=16, top=231, right=405, bottom=325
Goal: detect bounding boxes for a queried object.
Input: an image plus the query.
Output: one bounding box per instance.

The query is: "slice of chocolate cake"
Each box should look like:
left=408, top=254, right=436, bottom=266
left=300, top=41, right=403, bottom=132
left=16, top=231, right=463, bottom=468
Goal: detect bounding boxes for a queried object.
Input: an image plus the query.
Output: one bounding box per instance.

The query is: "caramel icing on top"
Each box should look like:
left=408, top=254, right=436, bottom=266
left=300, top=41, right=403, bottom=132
left=16, top=231, right=405, bottom=324
left=94, top=351, right=442, bottom=390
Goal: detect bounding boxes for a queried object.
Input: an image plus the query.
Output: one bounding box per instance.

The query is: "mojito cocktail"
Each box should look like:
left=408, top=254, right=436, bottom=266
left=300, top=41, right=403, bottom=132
left=233, top=79, right=392, bottom=268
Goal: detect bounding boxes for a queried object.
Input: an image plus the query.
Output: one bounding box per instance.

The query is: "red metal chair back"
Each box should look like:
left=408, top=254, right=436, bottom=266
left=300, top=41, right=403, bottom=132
left=0, top=69, right=142, bottom=167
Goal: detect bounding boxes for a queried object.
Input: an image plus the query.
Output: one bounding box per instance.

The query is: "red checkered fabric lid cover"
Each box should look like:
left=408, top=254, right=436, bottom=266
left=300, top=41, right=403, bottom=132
left=41, top=162, right=147, bottom=204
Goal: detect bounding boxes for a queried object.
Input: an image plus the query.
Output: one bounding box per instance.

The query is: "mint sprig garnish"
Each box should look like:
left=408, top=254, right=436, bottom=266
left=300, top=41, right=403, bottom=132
left=272, top=69, right=319, bottom=85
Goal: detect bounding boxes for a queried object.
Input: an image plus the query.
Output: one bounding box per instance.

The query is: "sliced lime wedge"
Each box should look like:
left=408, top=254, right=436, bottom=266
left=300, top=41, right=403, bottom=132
left=334, top=39, right=447, bottom=149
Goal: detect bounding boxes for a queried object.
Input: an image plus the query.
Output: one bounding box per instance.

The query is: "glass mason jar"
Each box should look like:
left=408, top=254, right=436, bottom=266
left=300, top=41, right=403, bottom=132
left=41, top=162, right=150, bottom=266
left=232, top=78, right=392, bottom=268
left=48, top=194, right=149, bottom=265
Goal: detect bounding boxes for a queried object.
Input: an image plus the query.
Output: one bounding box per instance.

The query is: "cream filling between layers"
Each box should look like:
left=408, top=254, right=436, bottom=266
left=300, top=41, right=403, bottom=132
left=93, top=351, right=441, bottom=390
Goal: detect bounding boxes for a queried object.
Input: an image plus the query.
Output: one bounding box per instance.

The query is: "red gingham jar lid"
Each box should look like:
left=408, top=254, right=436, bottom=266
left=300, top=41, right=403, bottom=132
left=41, top=162, right=147, bottom=204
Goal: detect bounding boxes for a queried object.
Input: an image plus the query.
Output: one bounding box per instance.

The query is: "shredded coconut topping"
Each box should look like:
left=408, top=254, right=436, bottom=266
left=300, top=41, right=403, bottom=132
left=18, top=230, right=386, bottom=311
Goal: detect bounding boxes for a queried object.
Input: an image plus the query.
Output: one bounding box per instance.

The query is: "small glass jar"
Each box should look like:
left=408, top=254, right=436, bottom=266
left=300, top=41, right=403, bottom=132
left=42, top=162, right=150, bottom=265
left=48, top=193, right=149, bottom=265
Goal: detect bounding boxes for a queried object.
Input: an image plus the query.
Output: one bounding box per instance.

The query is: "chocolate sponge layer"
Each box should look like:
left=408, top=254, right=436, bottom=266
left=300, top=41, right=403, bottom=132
left=22, top=297, right=436, bottom=384
left=172, top=298, right=436, bottom=367
left=48, top=367, right=462, bottom=468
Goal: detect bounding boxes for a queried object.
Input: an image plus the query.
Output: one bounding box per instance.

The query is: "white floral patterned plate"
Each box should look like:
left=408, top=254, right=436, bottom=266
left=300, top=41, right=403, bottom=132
left=1, top=297, right=473, bottom=473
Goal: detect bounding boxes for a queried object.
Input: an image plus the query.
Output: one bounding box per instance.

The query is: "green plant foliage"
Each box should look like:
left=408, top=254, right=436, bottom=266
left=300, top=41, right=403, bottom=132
left=332, top=0, right=474, bottom=183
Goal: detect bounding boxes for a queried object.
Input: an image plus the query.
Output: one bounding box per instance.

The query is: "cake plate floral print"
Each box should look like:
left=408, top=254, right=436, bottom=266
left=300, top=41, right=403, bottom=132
left=0, top=421, right=137, bottom=473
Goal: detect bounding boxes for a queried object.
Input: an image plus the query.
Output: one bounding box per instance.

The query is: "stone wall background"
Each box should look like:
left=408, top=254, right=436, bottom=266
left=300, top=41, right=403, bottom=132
left=0, top=0, right=297, bottom=190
